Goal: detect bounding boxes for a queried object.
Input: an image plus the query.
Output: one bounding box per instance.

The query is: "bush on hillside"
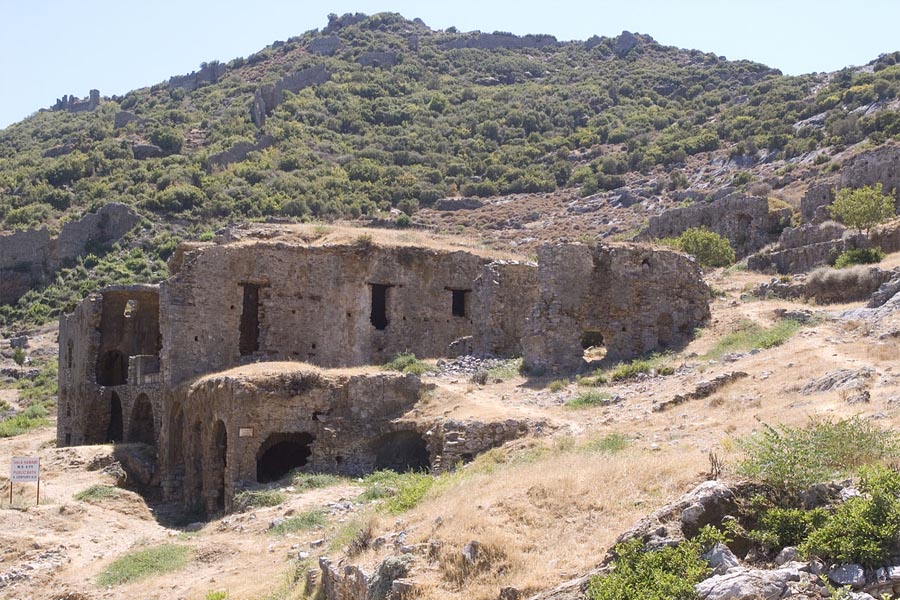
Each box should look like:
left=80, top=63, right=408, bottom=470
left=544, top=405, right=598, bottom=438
left=661, top=228, right=736, bottom=268
left=833, top=247, right=885, bottom=268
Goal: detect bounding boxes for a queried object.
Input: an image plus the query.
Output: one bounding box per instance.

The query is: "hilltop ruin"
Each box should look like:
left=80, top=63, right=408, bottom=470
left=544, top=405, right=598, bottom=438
left=57, top=225, right=710, bottom=514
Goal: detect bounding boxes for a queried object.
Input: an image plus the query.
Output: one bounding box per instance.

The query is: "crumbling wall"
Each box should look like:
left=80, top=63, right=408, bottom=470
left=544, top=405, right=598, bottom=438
left=162, top=367, right=422, bottom=513
left=58, top=286, right=163, bottom=449
left=250, top=65, right=332, bottom=128
left=51, top=89, right=100, bottom=113
left=160, top=242, right=515, bottom=385
left=522, top=243, right=710, bottom=373
left=638, top=195, right=791, bottom=258
left=168, top=62, right=226, bottom=92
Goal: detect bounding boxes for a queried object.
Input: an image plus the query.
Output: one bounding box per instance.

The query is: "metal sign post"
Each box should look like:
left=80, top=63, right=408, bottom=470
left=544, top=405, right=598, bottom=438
left=10, top=457, right=40, bottom=506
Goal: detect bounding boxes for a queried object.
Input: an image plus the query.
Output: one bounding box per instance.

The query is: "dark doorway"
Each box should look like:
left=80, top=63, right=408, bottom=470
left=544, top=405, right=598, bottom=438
left=97, top=350, right=127, bottom=386
left=581, top=330, right=606, bottom=362
left=128, top=394, right=155, bottom=445
left=373, top=431, right=430, bottom=472
left=256, top=432, right=315, bottom=483
left=450, top=289, right=469, bottom=318
left=107, top=392, right=123, bottom=442
left=370, top=284, right=390, bottom=330
left=211, top=420, right=228, bottom=512
left=239, top=283, right=261, bottom=356
left=657, top=313, right=674, bottom=348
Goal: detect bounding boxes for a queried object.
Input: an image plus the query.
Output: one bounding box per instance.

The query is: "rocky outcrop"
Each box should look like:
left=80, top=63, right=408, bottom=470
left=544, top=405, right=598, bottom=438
left=308, top=36, right=341, bottom=56
left=168, top=62, right=226, bottom=92
left=357, top=51, right=399, bottom=68
left=114, top=111, right=141, bottom=129
left=0, top=203, right=139, bottom=305
left=639, top=196, right=791, bottom=258
left=841, top=143, right=900, bottom=199
left=440, top=32, right=559, bottom=50
left=206, top=135, right=275, bottom=171
left=251, top=65, right=332, bottom=128
left=132, top=143, right=163, bottom=160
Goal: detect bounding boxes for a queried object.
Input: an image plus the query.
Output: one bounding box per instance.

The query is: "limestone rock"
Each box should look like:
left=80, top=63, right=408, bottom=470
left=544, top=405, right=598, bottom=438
left=694, top=565, right=803, bottom=600
left=702, top=543, right=740, bottom=575
left=132, top=143, right=164, bottom=160
left=828, top=563, right=865, bottom=588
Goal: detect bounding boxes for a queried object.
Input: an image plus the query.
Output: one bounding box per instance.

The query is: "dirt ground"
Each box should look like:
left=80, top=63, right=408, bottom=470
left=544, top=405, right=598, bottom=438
left=3, top=262, right=900, bottom=600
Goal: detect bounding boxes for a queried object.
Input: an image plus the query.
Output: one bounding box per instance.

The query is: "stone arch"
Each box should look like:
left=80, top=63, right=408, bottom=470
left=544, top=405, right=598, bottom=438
left=128, top=394, right=155, bottom=445
left=373, top=430, right=430, bottom=472
left=210, top=420, right=228, bottom=513
left=256, top=432, right=315, bottom=483
left=97, top=350, right=127, bottom=386
left=106, top=392, right=123, bottom=443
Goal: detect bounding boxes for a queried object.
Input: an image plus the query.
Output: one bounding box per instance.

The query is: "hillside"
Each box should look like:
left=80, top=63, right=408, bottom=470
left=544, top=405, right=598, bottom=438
left=3, top=12, right=900, bottom=332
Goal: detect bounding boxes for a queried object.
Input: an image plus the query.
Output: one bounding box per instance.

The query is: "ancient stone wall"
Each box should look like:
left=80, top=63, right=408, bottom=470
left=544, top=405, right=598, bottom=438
left=440, top=32, right=559, bottom=50
left=162, top=366, right=422, bottom=513
left=251, top=65, right=332, bottom=128
left=159, top=242, right=520, bottom=385
left=168, top=62, right=226, bottom=92
left=51, top=89, right=100, bottom=113
left=58, top=286, right=163, bottom=449
left=638, top=195, right=791, bottom=258
left=522, top=244, right=710, bottom=372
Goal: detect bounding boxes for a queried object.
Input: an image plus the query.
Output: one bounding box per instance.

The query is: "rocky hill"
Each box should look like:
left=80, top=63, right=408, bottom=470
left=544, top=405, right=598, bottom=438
left=3, top=12, right=900, bottom=330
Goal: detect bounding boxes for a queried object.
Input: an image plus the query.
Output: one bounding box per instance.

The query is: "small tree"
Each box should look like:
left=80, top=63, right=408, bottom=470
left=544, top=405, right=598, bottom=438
left=829, top=183, right=896, bottom=237
left=662, top=227, right=735, bottom=268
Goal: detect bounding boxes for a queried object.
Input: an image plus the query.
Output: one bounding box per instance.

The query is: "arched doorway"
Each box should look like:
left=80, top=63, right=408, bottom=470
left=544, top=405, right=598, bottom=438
left=97, top=350, right=127, bottom=386
left=210, top=420, right=228, bottom=513
left=373, top=431, right=430, bottom=472
left=256, top=432, right=315, bottom=483
left=128, top=394, right=155, bottom=445
left=106, top=392, right=123, bottom=443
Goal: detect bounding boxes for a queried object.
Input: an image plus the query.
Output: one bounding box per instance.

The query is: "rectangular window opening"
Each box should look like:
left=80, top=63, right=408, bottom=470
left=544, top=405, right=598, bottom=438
left=450, top=289, right=470, bottom=318
left=370, top=284, right=391, bottom=330
left=239, top=283, right=261, bottom=356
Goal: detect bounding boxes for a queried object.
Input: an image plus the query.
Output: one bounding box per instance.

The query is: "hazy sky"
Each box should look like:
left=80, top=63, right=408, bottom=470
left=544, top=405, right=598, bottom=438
left=2, top=0, right=899, bottom=129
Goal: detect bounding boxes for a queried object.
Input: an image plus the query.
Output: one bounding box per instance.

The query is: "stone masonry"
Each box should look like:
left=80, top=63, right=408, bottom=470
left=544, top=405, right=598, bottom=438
left=58, top=225, right=710, bottom=514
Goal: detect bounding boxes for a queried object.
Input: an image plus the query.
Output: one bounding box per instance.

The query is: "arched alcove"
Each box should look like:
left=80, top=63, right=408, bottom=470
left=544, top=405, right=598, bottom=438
left=256, top=432, right=315, bottom=483
left=373, top=430, right=430, bottom=473
left=128, top=394, right=155, bottom=445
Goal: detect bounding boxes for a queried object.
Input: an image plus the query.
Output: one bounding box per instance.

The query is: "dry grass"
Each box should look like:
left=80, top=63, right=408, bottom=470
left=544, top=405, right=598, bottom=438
left=360, top=445, right=706, bottom=599
left=805, top=264, right=887, bottom=304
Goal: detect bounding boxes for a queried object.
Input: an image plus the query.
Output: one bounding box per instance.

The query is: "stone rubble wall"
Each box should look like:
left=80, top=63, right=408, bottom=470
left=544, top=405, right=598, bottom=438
left=251, top=65, right=332, bottom=128
left=522, top=243, right=711, bottom=372
left=638, top=195, right=791, bottom=258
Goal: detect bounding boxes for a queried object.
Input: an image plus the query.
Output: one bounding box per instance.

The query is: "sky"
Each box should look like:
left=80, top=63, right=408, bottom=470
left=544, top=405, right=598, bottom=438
left=2, top=0, right=899, bottom=129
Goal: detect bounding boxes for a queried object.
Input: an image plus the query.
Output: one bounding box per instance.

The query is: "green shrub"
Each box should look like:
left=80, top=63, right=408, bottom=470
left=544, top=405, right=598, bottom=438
left=607, top=353, right=670, bottom=381
left=748, top=507, right=829, bottom=549
left=566, top=391, right=613, bottom=409
left=268, top=509, right=328, bottom=535
left=803, top=466, right=900, bottom=566
left=833, top=247, right=885, bottom=268
left=587, top=531, right=719, bottom=600
left=548, top=379, right=568, bottom=392
left=661, top=227, right=736, bottom=268
left=12, top=347, right=25, bottom=366
left=97, top=544, right=191, bottom=586
left=383, top=352, right=435, bottom=375
left=738, top=417, right=899, bottom=493
left=232, top=489, right=286, bottom=511
left=75, top=484, right=120, bottom=502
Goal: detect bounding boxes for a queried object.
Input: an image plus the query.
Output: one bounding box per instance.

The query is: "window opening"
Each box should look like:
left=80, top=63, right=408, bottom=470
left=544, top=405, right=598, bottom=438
left=370, top=284, right=391, bottom=330
left=239, top=283, right=261, bottom=356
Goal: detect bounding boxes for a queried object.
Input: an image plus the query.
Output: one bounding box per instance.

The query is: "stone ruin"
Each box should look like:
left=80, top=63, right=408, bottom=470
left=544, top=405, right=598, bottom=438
left=57, top=225, right=710, bottom=515
left=51, top=89, right=100, bottom=113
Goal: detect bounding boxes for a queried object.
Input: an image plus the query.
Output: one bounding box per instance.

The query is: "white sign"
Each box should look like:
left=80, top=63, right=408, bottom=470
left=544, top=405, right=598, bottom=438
left=10, top=457, right=39, bottom=482
left=239, top=428, right=254, bottom=438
